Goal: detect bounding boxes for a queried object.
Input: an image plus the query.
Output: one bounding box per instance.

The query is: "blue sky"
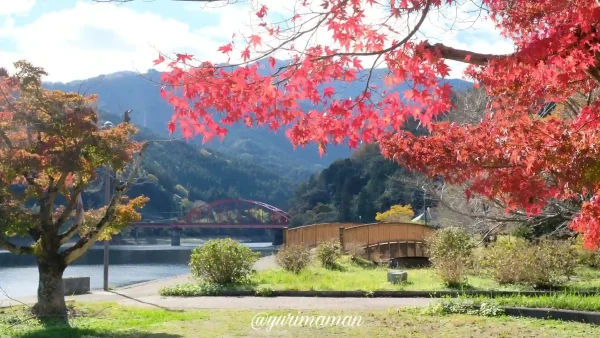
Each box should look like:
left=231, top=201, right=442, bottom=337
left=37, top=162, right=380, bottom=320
left=0, top=0, right=513, bottom=82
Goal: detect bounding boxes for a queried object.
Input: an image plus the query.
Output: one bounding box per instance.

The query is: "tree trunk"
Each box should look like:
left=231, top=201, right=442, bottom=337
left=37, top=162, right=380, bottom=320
left=33, top=258, right=68, bottom=323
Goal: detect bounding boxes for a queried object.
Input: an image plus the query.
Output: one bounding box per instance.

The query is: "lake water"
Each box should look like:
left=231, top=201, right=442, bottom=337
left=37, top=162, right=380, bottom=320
left=0, top=242, right=274, bottom=299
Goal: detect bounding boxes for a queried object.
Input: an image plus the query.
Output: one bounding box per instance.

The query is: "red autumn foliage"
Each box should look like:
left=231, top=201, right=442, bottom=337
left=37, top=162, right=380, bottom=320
left=156, top=0, right=600, bottom=248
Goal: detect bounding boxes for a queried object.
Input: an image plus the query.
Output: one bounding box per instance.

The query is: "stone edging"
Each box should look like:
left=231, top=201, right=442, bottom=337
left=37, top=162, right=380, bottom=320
left=214, top=290, right=600, bottom=298
left=503, top=307, right=600, bottom=325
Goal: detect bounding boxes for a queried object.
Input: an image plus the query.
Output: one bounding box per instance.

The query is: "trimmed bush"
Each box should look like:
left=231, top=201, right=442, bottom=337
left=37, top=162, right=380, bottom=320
left=421, top=298, right=504, bottom=317
left=426, top=227, right=475, bottom=287
left=255, top=285, right=275, bottom=297
left=158, top=282, right=224, bottom=297
left=189, top=238, right=260, bottom=285
left=276, top=245, right=312, bottom=273
left=316, top=240, right=342, bottom=269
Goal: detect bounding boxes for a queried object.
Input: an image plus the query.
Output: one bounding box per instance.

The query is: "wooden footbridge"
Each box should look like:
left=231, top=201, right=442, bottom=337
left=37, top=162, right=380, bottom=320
left=283, top=222, right=435, bottom=262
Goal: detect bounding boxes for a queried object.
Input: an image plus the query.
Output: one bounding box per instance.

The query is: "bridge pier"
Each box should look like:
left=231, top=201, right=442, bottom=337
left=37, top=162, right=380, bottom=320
left=171, top=227, right=181, bottom=246
left=272, top=229, right=284, bottom=246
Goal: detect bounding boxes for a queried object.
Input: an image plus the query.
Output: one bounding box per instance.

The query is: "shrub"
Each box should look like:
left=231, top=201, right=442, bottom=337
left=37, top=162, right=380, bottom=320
left=344, top=242, right=366, bottom=259
left=481, top=237, right=579, bottom=288
left=189, top=238, right=260, bottom=285
left=276, top=245, right=312, bottom=273
left=421, top=298, right=504, bottom=317
left=574, top=236, right=600, bottom=268
left=535, top=238, right=579, bottom=282
left=480, top=237, right=531, bottom=285
left=426, top=227, right=475, bottom=287
left=255, top=285, right=275, bottom=297
left=158, top=282, right=224, bottom=297
left=316, top=240, right=342, bottom=269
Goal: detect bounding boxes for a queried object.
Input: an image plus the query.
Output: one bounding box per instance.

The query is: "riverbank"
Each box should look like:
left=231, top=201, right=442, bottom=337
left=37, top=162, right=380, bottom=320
left=0, top=244, right=277, bottom=300
left=0, top=242, right=276, bottom=267
left=0, top=255, right=278, bottom=307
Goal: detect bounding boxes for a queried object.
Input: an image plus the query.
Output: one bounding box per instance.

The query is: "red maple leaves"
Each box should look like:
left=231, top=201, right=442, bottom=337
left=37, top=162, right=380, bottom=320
left=157, top=0, right=600, bottom=247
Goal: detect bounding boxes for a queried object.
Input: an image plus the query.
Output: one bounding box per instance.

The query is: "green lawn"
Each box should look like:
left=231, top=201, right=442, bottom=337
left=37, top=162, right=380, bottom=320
left=2, top=302, right=599, bottom=338
left=251, top=257, right=600, bottom=292
left=160, top=257, right=600, bottom=297
left=467, top=293, right=600, bottom=312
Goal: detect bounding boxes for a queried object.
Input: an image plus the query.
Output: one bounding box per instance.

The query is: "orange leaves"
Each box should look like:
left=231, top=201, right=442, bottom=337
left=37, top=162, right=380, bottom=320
left=218, top=43, right=233, bottom=54
left=323, top=86, right=335, bottom=98
left=241, top=47, right=251, bottom=61
left=0, top=60, right=141, bottom=199
left=153, top=54, right=165, bottom=65
left=167, top=120, right=176, bottom=134
left=175, top=53, right=193, bottom=63
left=256, top=5, right=268, bottom=19
left=156, top=0, right=600, bottom=247
left=249, top=35, right=262, bottom=48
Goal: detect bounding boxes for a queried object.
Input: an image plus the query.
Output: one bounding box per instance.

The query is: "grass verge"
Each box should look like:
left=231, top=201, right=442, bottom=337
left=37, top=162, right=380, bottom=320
left=160, top=256, right=600, bottom=296
left=466, top=293, right=600, bottom=312
left=1, top=302, right=599, bottom=337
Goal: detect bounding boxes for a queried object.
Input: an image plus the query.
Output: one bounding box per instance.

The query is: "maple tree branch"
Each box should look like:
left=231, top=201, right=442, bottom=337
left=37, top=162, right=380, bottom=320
left=58, top=192, right=85, bottom=245
left=319, top=1, right=431, bottom=60
left=93, top=0, right=240, bottom=3
left=62, top=144, right=148, bottom=265
left=0, top=235, right=34, bottom=255
left=476, top=222, right=505, bottom=246
left=55, top=179, right=84, bottom=231
left=424, top=43, right=511, bottom=66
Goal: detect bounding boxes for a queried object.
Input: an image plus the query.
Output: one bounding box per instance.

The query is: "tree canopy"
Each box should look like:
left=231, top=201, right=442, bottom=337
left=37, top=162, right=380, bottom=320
left=0, top=61, right=147, bottom=320
left=153, top=0, right=600, bottom=248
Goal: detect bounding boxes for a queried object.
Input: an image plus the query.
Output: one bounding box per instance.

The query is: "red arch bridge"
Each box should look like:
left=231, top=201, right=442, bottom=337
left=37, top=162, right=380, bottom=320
left=129, top=199, right=290, bottom=246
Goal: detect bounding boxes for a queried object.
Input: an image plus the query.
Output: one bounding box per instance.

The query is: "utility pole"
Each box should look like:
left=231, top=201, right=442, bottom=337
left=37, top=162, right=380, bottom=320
left=103, top=166, right=110, bottom=291
left=101, top=121, right=114, bottom=292
left=422, top=187, right=428, bottom=226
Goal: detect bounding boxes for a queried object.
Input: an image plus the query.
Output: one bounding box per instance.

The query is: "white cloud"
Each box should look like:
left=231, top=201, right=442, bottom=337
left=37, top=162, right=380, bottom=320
left=0, top=0, right=514, bottom=82
left=2, top=1, right=223, bottom=82
left=0, top=0, right=35, bottom=16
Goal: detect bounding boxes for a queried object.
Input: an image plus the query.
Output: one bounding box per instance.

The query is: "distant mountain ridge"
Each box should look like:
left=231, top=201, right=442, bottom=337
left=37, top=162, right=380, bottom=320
left=44, top=59, right=472, bottom=173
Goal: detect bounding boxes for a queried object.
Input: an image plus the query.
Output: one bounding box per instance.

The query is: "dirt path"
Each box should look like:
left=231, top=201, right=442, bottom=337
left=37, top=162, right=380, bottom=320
left=1, top=255, right=431, bottom=310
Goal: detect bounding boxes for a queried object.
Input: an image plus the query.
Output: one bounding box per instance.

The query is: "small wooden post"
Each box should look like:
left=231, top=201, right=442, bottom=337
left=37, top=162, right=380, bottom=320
left=339, top=226, right=345, bottom=251
left=283, top=228, right=288, bottom=247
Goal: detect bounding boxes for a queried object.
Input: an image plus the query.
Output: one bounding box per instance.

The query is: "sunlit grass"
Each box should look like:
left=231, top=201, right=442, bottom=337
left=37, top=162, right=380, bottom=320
left=160, top=256, right=600, bottom=296
left=2, top=302, right=599, bottom=337
left=252, top=258, right=600, bottom=292
left=466, top=293, right=600, bottom=312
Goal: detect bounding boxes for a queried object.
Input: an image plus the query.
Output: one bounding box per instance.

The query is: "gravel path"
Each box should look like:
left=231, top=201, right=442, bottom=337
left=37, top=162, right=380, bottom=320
left=0, top=255, right=431, bottom=310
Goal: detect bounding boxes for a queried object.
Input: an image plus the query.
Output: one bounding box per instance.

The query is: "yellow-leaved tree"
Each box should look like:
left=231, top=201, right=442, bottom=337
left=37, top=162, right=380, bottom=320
left=375, top=204, right=415, bottom=223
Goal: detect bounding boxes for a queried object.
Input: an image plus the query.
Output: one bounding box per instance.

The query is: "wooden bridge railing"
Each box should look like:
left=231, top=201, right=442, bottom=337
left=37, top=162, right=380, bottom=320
left=342, top=222, right=435, bottom=249
left=284, top=222, right=436, bottom=254
left=284, top=222, right=358, bottom=248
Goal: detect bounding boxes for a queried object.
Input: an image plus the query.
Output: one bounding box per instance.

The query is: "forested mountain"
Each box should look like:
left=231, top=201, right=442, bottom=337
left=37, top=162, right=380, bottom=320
left=44, top=60, right=471, bottom=222
left=43, top=60, right=472, bottom=175
left=80, top=113, right=298, bottom=219
left=288, top=143, right=437, bottom=226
